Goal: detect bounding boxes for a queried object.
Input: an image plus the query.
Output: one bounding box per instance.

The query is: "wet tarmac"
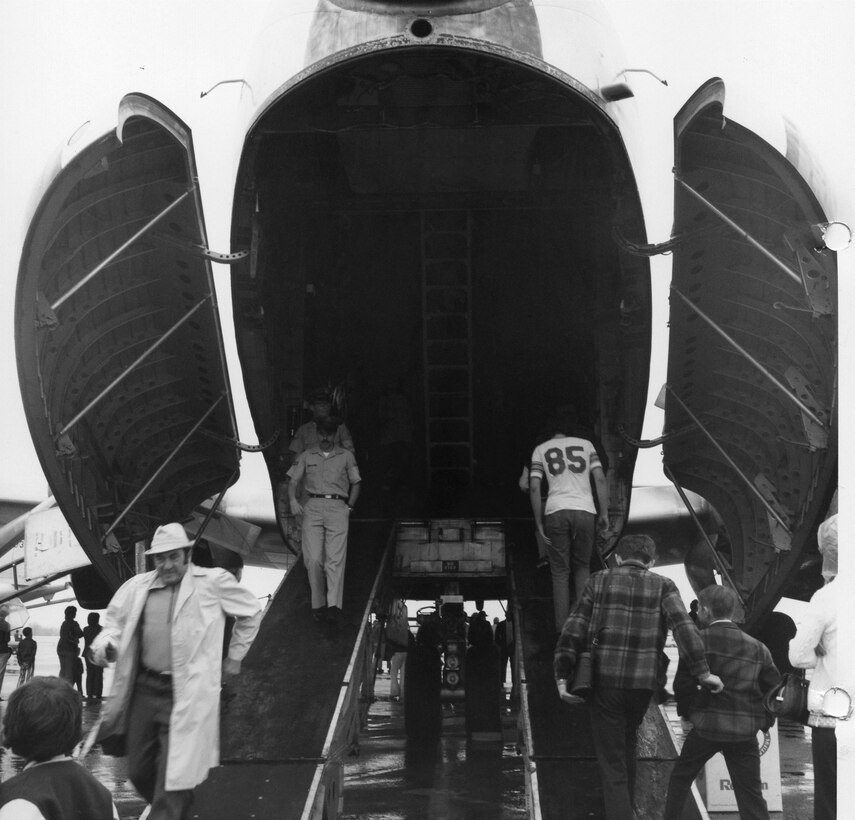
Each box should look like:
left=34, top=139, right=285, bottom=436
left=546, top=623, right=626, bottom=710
left=341, top=677, right=527, bottom=819
left=0, top=659, right=816, bottom=818
left=346, top=672, right=817, bottom=819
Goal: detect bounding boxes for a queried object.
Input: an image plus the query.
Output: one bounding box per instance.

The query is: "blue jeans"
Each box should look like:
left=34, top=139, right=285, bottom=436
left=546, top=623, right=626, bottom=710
left=544, top=508, right=595, bottom=629
left=664, top=729, right=769, bottom=820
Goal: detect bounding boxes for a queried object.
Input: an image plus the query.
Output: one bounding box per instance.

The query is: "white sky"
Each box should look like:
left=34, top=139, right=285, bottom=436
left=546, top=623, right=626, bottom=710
left=0, top=1, right=851, bottom=598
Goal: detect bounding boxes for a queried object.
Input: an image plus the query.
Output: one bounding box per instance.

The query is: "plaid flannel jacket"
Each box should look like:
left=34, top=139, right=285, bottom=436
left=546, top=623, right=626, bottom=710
left=674, top=620, right=781, bottom=741
left=554, top=562, right=709, bottom=689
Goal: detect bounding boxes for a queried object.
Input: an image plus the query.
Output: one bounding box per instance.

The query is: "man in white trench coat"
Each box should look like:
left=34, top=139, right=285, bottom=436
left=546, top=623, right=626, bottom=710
left=90, top=522, right=263, bottom=820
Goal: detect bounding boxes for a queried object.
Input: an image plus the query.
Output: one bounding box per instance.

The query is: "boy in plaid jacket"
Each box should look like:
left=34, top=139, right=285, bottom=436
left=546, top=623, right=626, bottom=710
left=664, top=584, right=781, bottom=819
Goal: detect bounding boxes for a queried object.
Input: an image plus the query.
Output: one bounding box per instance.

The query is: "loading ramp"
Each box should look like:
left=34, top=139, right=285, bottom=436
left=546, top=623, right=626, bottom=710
left=192, top=518, right=704, bottom=819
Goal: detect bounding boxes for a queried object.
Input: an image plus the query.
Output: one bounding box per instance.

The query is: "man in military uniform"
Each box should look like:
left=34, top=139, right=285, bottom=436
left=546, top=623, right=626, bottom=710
left=288, top=417, right=361, bottom=625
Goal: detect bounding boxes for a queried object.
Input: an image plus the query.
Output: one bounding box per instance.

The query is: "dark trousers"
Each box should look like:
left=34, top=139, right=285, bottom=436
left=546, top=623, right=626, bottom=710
left=58, top=652, right=76, bottom=684
left=812, top=726, right=836, bottom=820
left=589, top=686, right=652, bottom=820
left=85, top=659, right=104, bottom=698
left=128, top=672, right=193, bottom=820
left=663, top=729, right=769, bottom=820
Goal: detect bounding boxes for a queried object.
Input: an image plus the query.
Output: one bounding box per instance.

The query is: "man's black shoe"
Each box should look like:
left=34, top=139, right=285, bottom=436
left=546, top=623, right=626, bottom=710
left=312, top=607, right=326, bottom=623
left=326, top=606, right=341, bottom=625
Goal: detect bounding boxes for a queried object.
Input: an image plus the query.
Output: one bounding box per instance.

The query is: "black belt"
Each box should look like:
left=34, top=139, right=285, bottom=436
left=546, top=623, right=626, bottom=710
left=308, top=493, right=348, bottom=502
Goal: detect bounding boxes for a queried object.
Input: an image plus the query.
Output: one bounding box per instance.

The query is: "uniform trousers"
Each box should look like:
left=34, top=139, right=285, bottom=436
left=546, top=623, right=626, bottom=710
left=544, top=508, right=595, bottom=629
left=589, top=686, right=652, bottom=820
left=302, top=498, right=350, bottom=609
left=389, top=652, right=407, bottom=699
left=128, top=670, right=193, bottom=820
left=663, top=729, right=769, bottom=820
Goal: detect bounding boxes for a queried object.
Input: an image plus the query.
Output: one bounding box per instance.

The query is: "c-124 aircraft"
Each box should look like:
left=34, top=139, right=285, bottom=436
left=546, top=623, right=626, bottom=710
left=15, top=0, right=837, bottom=616
left=11, top=1, right=840, bottom=814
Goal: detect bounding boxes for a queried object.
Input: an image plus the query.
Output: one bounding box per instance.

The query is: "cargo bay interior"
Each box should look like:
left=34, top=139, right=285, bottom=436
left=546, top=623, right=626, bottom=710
left=230, top=48, right=651, bottom=521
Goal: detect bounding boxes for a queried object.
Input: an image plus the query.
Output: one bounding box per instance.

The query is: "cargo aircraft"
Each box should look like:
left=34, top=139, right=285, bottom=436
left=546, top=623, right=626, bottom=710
left=8, top=0, right=840, bottom=616
left=2, top=1, right=846, bottom=816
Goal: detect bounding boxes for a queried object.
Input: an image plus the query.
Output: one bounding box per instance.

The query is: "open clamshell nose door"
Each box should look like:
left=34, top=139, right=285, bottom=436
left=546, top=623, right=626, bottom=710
left=16, top=93, right=240, bottom=599
left=662, top=78, right=838, bottom=627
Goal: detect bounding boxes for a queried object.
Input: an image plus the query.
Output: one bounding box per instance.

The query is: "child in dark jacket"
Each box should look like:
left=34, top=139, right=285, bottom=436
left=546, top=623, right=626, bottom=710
left=664, top=585, right=781, bottom=820
left=0, top=676, right=118, bottom=819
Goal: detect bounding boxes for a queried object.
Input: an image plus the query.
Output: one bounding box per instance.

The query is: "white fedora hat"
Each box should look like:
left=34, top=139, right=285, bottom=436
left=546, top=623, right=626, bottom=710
left=145, top=522, right=194, bottom=555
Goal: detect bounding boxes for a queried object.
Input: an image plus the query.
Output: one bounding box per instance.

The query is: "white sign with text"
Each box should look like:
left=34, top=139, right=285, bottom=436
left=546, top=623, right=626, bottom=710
left=701, top=724, right=783, bottom=812
left=24, top=507, right=91, bottom=579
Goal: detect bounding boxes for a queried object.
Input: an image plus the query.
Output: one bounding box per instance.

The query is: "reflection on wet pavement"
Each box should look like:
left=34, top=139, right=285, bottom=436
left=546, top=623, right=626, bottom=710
left=342, top=675, right=527, bottom=820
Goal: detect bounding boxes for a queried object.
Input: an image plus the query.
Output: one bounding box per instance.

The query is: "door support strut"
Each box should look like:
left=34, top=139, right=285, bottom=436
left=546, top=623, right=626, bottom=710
left=670, top=287, right=827, bottom=430
left=664, top=385, right=791, bottom=532
left=101, top=394, right=226, bottom=544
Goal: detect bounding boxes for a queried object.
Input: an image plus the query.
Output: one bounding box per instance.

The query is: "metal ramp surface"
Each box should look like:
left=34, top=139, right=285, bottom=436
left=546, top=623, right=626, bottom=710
left=192, top=520, right=391, bottom=819
left=509, top=521, right=704, bottom=820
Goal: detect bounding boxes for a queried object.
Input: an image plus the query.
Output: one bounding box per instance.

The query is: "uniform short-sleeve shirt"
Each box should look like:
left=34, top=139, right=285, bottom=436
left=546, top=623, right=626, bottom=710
left=287, top=446, right=361, bottom=497
left=529, top=435, right=601, bottom=515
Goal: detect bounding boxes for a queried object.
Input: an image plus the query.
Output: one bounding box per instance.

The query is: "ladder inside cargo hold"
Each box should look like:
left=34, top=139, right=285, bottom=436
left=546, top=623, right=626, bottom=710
left=421, top=211, right=474, bottom=489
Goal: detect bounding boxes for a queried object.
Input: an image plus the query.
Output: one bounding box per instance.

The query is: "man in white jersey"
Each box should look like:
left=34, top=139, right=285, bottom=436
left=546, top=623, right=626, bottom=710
left=529, top=408, right=609, bottom=630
